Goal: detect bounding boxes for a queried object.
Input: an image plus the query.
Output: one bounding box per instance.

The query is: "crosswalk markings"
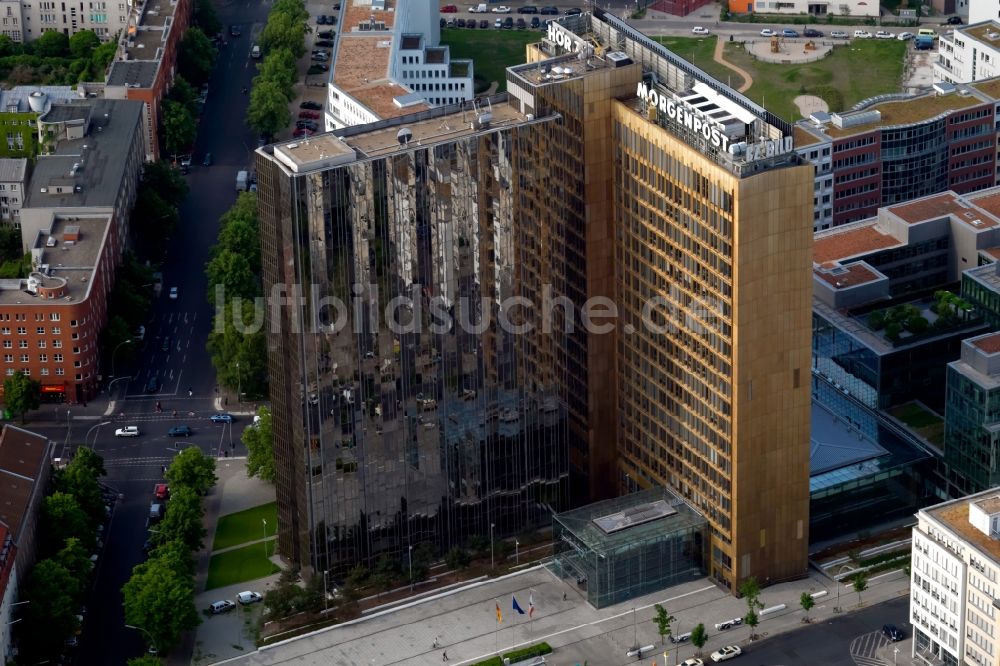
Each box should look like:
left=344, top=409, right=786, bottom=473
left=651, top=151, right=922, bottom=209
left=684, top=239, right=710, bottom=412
left=850, top=631, right=889, bottom=666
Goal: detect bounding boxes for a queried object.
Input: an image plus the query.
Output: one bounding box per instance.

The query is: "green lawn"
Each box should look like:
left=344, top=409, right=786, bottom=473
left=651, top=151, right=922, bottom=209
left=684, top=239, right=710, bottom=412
left=653, top=36, right=746, bottom=91
left=206, top=542, right=281, bottom=590
left=212, top=502, right=278, bottom=551
left=440, top=28, right=541, bottom=93
left=890, top=402, right=945, bottom=446
left=723, top=40, right=907, bottom=122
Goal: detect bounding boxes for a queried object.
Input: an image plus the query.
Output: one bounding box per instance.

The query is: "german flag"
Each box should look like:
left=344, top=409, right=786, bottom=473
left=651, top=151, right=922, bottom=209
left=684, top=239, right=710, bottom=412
left=495, top=600, right=502, bottom=624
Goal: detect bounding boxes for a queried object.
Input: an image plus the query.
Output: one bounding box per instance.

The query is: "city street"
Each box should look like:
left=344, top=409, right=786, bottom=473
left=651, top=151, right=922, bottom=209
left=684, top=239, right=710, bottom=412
left=66, top=0, right=272, bottom=662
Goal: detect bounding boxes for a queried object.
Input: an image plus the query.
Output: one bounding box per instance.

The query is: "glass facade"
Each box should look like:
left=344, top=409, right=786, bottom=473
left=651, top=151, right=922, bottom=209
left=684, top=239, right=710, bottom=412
left=551, top=487, right=707, bottom=608
left=257, top=115, right=573, bottom=574
left=944, top=364, right=1000, bottom=496
left=881, top=119, right=949, bottom=205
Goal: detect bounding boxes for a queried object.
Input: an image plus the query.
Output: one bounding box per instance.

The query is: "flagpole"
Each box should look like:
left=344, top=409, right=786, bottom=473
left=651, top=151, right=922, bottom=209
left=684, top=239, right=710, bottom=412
left=495, top=599, right=499, bottom=656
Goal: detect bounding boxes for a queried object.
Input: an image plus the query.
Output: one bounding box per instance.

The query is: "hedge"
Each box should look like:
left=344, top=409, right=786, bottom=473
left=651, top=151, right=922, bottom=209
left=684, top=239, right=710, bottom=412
left=471, top=642, right=553, bottom=666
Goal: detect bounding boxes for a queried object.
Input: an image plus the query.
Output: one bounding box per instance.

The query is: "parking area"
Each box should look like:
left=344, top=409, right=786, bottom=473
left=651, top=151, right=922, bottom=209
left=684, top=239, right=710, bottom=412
left=194, top=579, right=278, bottom=665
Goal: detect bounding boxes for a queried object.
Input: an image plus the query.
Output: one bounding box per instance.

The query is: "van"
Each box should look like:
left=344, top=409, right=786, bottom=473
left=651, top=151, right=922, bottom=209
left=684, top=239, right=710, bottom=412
left=918, top=28, right=936, bottom=38
left=251, top=44, right=261, bottom=58
left=149, top=502, right=163, bottom=522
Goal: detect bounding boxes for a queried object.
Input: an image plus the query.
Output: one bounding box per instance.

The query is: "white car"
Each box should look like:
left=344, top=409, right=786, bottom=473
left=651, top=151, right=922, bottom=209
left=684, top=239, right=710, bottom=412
left=875, top=30, right=894, bottom=39
left=115, top=426, right=139, bottom=437
left=169, top=286, right=178, bottom=299
left=830, top=30, right=848, bottom=38
left=711, top=645, right=743, bottom=662
left=854, top=29, right=872, bottom=38
left=491, top=5, right=510, bottom=12
left=760, top=28, right=775, bottom=37
left=692, top=26, right=710, bottom=35
left=682, top=659, right=704, bottom=666
left=237, top=591, right=263, bottom=605
left=897, top=31, right=914, bottom=40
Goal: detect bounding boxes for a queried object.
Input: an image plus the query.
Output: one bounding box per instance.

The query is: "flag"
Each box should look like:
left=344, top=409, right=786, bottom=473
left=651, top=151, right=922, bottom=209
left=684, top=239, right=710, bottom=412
left=512, top=596, right=526, bottom=615
left=528, top=591, right=535, bottom=619
left=495, top=600, right=502, bottom=624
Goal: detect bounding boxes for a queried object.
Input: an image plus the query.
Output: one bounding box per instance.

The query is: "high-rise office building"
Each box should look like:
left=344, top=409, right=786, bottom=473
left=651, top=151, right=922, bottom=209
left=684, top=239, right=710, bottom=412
left=258, top=9, right=814, bottom=591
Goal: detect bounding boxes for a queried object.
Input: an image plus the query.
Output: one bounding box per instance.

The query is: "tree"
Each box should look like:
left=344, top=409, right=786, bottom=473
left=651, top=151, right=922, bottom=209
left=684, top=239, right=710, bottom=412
left=68, top=30, right=100, bottom=59
left=242, top=406, right=275, bottom=482
left=153, top=486, right=206, bottom=550
left=206, top=249, right=259, bottom=301
left=255, top=48, right=297, bottom=98
left=128, top=657, right=163, bottom=666
left=799, top=591, right=815, bottom=623
left=55, top=447, right=106, bottom=524
left=852, top=571, right=868, bottom=607
left=123, top=557, right=200, bottom=651
left=445, top=547, right=470, bottom=570
left=260, top=12, right=306, bottom=57
left=148, top=538, right=195, bottom=577
left=739, top=577, right=765, bottom=640
left=168, top=76, right=200, bottom=117
left=54, top=537, right=93, bottom=594
left=217, top=204, right=261, bottom=273
left=90, top=40, right=117, bottom=74
left=263, top=581, right=302, bottom=618
left=34, top=31, right=69, bottom=57
left=207, top=300, right=268, bottom=398
left=653, top=603, right=675, bottom=644
left=690, top=623, right=707, bottom=654
left=743, top=608, right=759, bottom=641
left=43, top=491, right=94, bottom=552
left=411, top=541, right=435, bottom=582
left=0, top=35, right=19, bottom=58
left=247, top=78, right=292, bottom=138
left=68, top=446, right=106, bottom=477
left=3, top=370, right=40, bottom=422
left=177, top=27, right=216, bottom=85
left=161, top=99, right=196, bottom=159
left=132, top=189, right=179, bottom=256
left=20, top=559, right=79, bottom=660
left=166, top=446, right=217, bottom=495
left=193, top=0, right=222, bottom=36
left=0, top=224, right=21, bottom=261
left=142, top=159, right=189, bottom=206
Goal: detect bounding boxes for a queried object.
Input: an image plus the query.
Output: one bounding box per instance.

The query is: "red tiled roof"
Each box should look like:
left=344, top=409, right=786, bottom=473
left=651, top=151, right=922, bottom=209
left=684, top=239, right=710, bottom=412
left=815, top=262, right=881, bottom=289
left=972, top=332, right=1000, bottom=355
left=814, top=225, right=902, bottom=264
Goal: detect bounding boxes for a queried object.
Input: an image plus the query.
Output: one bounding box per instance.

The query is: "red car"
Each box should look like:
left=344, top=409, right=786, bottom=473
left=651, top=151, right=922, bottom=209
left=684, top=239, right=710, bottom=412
left=299, top=111, right=320, bottom=119
left=441, top=4, right=458, bottom=12
left=293, top=128, right=315, bottom=138
left=154, top=483, right=169, bottom=500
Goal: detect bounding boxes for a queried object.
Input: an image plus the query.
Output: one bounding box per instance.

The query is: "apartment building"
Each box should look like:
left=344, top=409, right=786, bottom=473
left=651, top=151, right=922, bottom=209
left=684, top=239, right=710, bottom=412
left=727, top=0, right=877, bottom=17
left=795, top=80, right=1000, bottom=231
left=324, top=0, right=474, bottom=129
left=259, top=9, right=814, bottom=593
left=909, top=488, right=1000, bottom=666
left=937, top=21, right=1000, bottom=85
left=104, top=0, right=192, bottom=160
left=972, top=2, right=1000, bottom=24
left=0, top=159, right=28, bottom=225
left=11, top=0, right=132, bottom=43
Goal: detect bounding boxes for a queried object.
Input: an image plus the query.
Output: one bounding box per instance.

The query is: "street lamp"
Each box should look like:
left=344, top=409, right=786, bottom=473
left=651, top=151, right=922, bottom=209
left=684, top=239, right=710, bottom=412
left=111, top=339, right=133, bottom=378
left=408, top=545, right=413, bottom=591
left=323, top=570, right=329, bottom=613
left=85, top=421, right=111, bottom=448
left=236, top=362, right=242, bottom=406
left=262, top=518, right=268, bottom=558
left=835, top=564, right=853, bottom=613
left=490, top=523, right=495, bottom=569
left=125, top=623, right=156, bottom=654
left=515, top=539, right=519, bottom=565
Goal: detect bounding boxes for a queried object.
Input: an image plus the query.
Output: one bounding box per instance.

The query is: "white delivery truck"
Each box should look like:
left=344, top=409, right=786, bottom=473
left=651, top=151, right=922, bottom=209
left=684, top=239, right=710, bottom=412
left=236, top=170, right=248, bottom=192
left=469, top=3, right=487, bottom=11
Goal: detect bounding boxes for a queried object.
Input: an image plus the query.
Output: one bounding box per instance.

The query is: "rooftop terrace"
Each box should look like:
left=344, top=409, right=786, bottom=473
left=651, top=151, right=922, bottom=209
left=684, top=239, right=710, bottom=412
left=958, top=22, right=1000, bottom=45
left=815, top=262, right=882, bottom=289
left=823, top=91, right=985, bottom=138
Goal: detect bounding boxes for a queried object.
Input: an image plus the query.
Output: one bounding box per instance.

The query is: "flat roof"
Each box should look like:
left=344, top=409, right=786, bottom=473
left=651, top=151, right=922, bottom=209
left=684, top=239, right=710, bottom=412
left=343, top=0, right=396, bottom=30
left=976, top=495, right=1000, bottom=513
left=106, top=61, right=159, bottom=88
left=972, top=332, right=1000, bottom=355
left=0, top=86, right=81, bottom=114
left=0, top=214, right=111, bottom=306
left=333, top=30, right=429, bottom=120
left=959, top=21, right=1000, bottom=45
left=815, top=262, right=882, bottom=289
left=814, top=222, right=903, bottom=264
left=928, top=496, right=1000, bottom=563
left=889, top=191, right=1000, bottom=229
left=0, top=158, right=27, bottom=182
left=969, top=190, right=1000, bottom=219
left=973, top=77, right=1000, bottom=98
left=42, top=104, right=90, bottom=124
left=23, top=99, right=143, bottom=209
left=824, top=92, right=985, bottom=138
left=136, top=0, right=175, bottom=28
left=794, top=124, right=825, bottom=148
left=0, top=425, right=50, bottom=543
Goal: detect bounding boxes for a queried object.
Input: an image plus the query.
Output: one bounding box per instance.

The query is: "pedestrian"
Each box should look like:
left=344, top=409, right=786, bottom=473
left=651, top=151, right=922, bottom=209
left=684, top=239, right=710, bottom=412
left=442, top=652, right=448, bottom=662
left=563, top=592, right=567, bottom=601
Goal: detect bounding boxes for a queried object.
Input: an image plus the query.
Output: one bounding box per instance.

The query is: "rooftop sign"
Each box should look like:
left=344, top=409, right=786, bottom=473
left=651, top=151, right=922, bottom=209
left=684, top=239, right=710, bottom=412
left=637, top=81, right=731, bottom=151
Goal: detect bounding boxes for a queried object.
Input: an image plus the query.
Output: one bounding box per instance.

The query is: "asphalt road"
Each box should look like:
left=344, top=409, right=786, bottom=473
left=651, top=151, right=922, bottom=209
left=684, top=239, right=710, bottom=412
left=68, top=1, right=270, bottom=663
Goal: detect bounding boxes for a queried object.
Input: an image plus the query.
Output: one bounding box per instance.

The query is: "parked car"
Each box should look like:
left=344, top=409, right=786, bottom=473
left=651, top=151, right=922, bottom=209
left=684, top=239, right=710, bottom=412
left=299, top=111, right=320, bottom=119
left=897, top=31, right=914, bottom=40
left=455, top=18, right=466, bottom=26
left=854, top=29, right=872, bottom=38
left=692, top=26, right=710, bottom=35
left=883, top=624, right=904, bottom=641
left=803, top=28, right=823, bottom=37
left=229, top=24, right=241, bottom=36
left=134, top=325, right=145, bottom=341
left=781, top=28, right=799, bottom=38
left=564, top=7, right=581, bottom=14
left=518, top=5, right=538, bottom=13
left=710, top=645, right=742, bottom=662
left=325, top=15, right=337, bottom=23
left=179, top=154, right=192, bottom=167
left=154, top=483, right=169, bottom=500
left=316, top=39, right=334, bottom=47
left=492, top=5, right=511, bottom=11
left=211, top=413, right=235, bottom=423
left=466, top=19, right=476, bottom=28
left=237, top=591, right=263, bottom=605
left=146, top=375, right=160, bottom=392
left=441, top=4, right=458, bottom=11
left=540, top=5, right=558, bottom=13
left=759, top=28, right=775, bottom=37
left=681, top=660, right=704, bottom=666
left=202, top=152, right=213, bottom=166
left=830, top=30, right=848, bottom=38
left=530, top=16, right=540, bottom=28
left=167, top=426, right=192, bottom=437
left=316, top=14, right=327, bottom=23
left=947, top=15, right=962, bottom=24
left=875, top=30, right=894, bottom=39
left=115, top=426, right=140, bottom=437
left=300, top=100, right=323, bottom=110
left=210, top=600, right=236, bottom=614
left=516, top=17, right=526, bottom=28
left=317, top=30, right=334, bottom=38
left=494, top=17, right=502, bottom=27
left=169, top=286, right=178, bottom=299
left=503, top=16, right=513, bottom=28
left=479, top=19, right=489, bottom=28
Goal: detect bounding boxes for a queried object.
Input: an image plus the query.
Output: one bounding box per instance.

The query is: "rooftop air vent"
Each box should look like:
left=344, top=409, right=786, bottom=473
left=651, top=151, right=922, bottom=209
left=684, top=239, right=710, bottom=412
left=396, top=127, right=413, bottom=145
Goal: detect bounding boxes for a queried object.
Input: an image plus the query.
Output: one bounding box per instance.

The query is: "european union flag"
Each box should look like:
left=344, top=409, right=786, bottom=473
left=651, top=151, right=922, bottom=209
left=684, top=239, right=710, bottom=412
left=512, top=595, right=526, bottom=615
